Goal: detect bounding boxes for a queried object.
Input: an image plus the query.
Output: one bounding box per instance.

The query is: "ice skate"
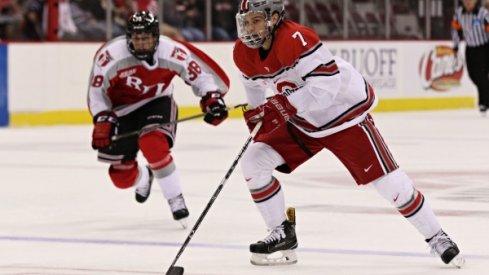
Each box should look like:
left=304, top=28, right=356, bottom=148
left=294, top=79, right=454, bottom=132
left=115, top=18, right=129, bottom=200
left=479, top=105, right=487, bottom=117
left=135, top=166, right=153, bottom=203
left=168, top=194, right=189, bottom=229
left=250, top=207, right=298, bottom=266
left=426, top=229, right=465, bottom=268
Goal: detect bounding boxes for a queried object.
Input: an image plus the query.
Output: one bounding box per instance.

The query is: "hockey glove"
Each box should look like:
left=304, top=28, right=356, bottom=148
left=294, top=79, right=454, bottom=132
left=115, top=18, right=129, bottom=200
left=243, top=94, right=297, bottom=139
left=91, top=111, right=118, bottom=150
left=243, top=106, right=264, bottom=133
left=200, top=92, right=228, bottom=126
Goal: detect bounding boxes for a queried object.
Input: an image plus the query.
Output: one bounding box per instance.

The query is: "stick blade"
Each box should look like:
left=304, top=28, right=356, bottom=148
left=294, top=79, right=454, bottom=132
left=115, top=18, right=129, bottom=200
left=166, top=266, right=184, bottom=275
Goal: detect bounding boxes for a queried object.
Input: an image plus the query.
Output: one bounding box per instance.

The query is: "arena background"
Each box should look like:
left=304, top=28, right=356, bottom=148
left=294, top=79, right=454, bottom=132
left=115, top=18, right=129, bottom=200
left=0, top=0, right=480, bottom=126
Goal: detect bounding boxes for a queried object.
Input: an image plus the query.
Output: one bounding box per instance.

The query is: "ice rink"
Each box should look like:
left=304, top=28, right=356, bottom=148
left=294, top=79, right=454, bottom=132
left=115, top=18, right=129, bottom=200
left=1, top=110, right=488, bottom=275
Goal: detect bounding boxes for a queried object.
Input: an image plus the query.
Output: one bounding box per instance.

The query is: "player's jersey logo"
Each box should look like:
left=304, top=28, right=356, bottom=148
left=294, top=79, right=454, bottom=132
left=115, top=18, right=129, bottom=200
left=171, top=47, right=188, bottom=61
left=118, top=68, right=137, bottom=78
left=125, top=75, right=168, bottom=95
left=276, top=81, right=300, bottom=96
left=97, top=50, right=113, bottom=67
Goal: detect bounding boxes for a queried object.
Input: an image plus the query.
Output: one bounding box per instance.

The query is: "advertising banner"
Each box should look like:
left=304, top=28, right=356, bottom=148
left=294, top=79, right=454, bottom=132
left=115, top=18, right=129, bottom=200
left=327, top=41, right=474, bottom=99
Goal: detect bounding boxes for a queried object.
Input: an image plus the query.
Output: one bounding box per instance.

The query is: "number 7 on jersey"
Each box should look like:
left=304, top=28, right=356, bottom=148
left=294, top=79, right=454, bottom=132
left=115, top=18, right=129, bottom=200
left=292, top=31, right=308, bottom=46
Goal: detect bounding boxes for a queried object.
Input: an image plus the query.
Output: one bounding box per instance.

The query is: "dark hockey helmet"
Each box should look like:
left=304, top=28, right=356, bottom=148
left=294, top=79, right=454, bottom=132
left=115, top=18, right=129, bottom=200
left=126, top=11, right=160, bottom=60
left=236, top=0, right=285, bottom=48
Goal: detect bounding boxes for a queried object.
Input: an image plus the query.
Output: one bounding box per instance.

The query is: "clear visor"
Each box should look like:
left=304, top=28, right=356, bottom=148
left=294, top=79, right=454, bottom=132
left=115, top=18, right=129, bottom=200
left=236, top=11, right=270, bottom=49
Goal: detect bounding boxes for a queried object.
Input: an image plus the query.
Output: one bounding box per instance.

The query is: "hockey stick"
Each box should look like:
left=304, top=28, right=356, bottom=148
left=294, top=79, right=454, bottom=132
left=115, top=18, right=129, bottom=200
left=165, top=121, right=263, bottom=275
left=111, top=102, right=248, bottom=142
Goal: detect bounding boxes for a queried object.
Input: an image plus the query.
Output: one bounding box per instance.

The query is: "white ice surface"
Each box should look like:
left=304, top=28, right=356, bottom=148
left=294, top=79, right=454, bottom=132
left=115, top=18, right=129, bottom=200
left=1, top=110, right=488, bottom=274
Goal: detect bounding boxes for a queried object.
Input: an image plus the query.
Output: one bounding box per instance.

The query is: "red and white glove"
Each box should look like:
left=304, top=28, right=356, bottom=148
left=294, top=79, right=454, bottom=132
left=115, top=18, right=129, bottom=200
left=243, top=94, right=297, bottom=138
left=200, top=92, right=228, bottom=126
left=91, top=111, right=118, bottom=150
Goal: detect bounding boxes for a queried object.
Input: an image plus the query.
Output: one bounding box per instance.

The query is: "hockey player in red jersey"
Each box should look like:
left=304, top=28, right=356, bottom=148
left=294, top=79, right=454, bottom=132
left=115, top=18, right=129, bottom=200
left=233, top=0, right=465, bottom=267
left=88, top=11, right=229, bottom=228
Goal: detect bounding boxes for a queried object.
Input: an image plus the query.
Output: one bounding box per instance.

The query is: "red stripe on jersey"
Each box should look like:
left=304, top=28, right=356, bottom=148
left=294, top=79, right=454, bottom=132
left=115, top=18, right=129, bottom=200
left=311, top=62, right=339, bottom=75
left=250, top=178, right=281, bottom=202
left=289, top=116, right=319, bottom=132
left=173, top=39, right=230, bottom=91
left=289, top=82, right=378, bottom=134
left=329, top=83, right=375, bottom=128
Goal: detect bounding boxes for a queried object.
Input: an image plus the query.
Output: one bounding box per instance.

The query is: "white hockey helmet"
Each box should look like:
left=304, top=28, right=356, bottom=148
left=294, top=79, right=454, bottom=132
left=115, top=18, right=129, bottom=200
left=236, top=0, right=285, bottom=48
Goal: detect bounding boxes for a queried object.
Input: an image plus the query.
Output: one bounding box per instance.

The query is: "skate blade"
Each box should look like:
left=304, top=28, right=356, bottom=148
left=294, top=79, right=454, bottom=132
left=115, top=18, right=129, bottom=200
left=177, top=218, right=188, bottom=229
left=250, top=250, right=297, bottom=266
left=166, top=266, right=184, bottom=275
left=449, top=255, right=465, bottom=268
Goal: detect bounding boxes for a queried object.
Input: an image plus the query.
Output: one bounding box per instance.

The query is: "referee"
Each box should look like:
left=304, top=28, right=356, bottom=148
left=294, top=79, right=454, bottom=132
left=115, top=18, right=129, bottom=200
left=451, top=0, right=489, bottom=115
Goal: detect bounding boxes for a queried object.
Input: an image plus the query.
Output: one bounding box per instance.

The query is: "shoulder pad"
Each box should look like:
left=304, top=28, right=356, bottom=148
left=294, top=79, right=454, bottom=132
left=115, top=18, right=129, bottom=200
left=274, top=21, right=321, bottom=67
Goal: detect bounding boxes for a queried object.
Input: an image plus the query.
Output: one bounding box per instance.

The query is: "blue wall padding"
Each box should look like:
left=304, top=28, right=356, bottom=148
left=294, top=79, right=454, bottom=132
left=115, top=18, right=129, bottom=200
left=0, top=44, right=8, bottom=126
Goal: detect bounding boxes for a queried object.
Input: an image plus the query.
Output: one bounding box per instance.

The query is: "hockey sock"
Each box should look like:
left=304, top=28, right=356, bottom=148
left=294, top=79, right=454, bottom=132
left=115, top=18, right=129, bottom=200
left=250, top=177, right=286, bottom=229
left=399, top=189, right=442, bottom=239
left=156, top=170, right=183, bottom=200
left=109, top=160, right=138, bottom=189
left=139, top=130, right=183, bottom=200
left=373, top=169, right=441, bottom=239
left=134, top=164, right=151, bottom=189
left=241, top=143, right=288, bottom=230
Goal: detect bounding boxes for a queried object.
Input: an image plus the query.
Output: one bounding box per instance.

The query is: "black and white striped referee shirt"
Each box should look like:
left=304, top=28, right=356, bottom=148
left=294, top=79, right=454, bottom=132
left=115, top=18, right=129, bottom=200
left=451, top=4, right=489, bottom=49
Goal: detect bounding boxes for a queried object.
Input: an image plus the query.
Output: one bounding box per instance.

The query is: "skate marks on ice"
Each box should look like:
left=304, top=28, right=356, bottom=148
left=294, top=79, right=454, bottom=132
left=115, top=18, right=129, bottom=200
left=1, top=111, right=489, bottom=274
left=1, top=234, right=488, bottom=274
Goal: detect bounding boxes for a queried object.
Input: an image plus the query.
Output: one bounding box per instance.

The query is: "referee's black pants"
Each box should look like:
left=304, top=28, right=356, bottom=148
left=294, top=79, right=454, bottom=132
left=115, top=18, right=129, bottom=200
left=465, top=43, right=489, bottom=108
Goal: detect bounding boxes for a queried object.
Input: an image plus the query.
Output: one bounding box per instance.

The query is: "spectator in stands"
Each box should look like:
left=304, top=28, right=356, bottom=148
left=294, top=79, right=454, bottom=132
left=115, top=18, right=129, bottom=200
left=0, top=0, right=23, bottom=40
left=134, top=0, right=158, bottom=14
left=53, top=0, right=80, bottom=40
left=175, top=0, right=205, bottom=41
left=109, top=0, right=132, bottom=31
left=70, top=0, right=127, bottom=40
left=161, top=22, right=185, bottom=40
left=212, top=0, right=236, bottom=40
left=69, top=0, right=110, bottom=40
left=20, top=0, right=44, bottom=40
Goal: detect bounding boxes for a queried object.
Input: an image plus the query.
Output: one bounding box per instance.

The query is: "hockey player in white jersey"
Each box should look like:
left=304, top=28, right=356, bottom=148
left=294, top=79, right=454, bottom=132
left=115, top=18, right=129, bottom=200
left=88, top=11, right=229, bottom=227
left=233, top=0, right=465, bottom=267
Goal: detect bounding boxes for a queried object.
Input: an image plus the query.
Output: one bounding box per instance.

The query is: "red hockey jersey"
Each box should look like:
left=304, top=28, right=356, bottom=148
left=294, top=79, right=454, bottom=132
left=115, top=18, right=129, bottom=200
left=88, top=36, right=229, bottom=117
left=233, top=20, right=377, bottom=138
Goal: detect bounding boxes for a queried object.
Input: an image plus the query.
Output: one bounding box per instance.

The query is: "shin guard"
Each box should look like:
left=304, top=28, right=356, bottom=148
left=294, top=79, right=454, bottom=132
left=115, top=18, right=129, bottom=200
left=109, top=161, right=139, bottom=189
left=374, top=169, right=441, bottom=238
left=139, top=130, right=173, bottom=171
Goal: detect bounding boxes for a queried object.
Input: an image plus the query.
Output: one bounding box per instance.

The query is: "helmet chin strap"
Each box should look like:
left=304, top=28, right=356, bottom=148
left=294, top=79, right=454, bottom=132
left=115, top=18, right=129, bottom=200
left=144, top=54, right=156, bottom=65
left=261, top=20, right=276, bottom=48
left=265, top=20, right=273, bottom=38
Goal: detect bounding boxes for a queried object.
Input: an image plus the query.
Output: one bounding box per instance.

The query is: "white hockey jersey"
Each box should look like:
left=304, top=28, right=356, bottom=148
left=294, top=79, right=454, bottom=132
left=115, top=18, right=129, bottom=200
left=88, top=35, right=229, bottom=117
left=233, top=20, right=377, bottom=138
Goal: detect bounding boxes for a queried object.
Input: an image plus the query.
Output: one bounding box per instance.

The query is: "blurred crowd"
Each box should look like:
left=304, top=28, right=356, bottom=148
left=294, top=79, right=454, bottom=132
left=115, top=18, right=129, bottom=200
left=1, top=0, right=488, bottom=42
left=0, top=0, right=238, bottom=41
